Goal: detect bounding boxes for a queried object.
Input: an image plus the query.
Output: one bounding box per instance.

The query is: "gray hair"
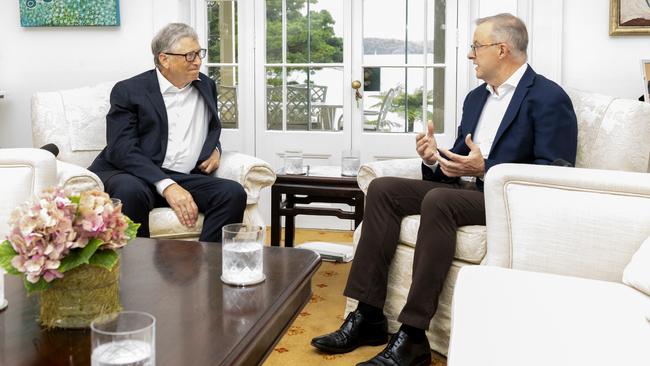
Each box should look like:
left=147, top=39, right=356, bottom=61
left=151, top=23, right=199, bottom=68
left=476, top=13, right=528, bottom=60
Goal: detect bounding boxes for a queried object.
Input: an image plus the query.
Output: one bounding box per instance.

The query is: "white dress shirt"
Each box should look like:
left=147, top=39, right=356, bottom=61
left=423, top=63, right=528, bottom=177
left=154, top=68, right=211, bottom=195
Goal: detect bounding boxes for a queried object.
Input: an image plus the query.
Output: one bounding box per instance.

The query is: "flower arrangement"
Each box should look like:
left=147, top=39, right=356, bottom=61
left=0, top=187, right=139, bottom=293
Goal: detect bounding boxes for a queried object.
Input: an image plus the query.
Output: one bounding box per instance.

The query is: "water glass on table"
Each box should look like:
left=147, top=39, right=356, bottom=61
left=221, top=223, right=266, bottom=286
left=91, top=311, right=156, bottom=366
left=341, top=150, right=361, bottom=177
left=284, top=149, right=304, bottom=175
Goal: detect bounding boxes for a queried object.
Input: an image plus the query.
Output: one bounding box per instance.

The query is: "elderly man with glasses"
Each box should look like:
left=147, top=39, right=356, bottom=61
left=311, top=13, right=578, bottom=366
left=89, top=23, right=246, bottom=242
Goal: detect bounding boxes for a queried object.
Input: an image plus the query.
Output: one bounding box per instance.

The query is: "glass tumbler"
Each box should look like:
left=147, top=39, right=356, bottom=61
left=341, top=150, right=361, bottom=177
left=221, top=223, right=266, bottom=286
left=91, top=311, right=156, bottom=366
left=284, top=150, right=304, bottom=175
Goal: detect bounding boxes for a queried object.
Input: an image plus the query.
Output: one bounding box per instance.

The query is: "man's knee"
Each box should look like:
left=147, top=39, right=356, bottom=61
left=215, top=180, right=247, bottom=212
left=421, top=188, right=455, bottom=215
left=367, top=176, right=401, bottom=201
left=106, top=175, right=155, bottom=211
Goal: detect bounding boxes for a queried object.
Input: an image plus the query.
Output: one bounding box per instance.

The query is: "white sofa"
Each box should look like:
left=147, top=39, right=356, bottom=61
left=447, top=163, right=650, bottom=366
left=30, top=82, right=276, bottom=239
left=345, top=88, right=650, bottom=355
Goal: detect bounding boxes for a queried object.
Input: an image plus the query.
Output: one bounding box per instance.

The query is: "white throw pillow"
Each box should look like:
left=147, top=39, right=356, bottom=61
left=623, top=236, right=650, bottom=296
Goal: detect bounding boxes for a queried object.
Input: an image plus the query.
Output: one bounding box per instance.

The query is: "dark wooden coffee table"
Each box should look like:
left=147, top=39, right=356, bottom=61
left=0, top=238, right=320, bottom=366
left=271, top=167, right=365, bottom=247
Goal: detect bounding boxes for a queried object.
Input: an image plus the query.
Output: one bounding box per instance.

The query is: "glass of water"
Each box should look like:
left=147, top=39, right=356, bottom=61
left=91, top=311, right=155, bottom=366
left=341, top=150, right=361, bottom=177
left=221, top=223, right=265, bottom=286
left=284, top=149, right=304, bottom=175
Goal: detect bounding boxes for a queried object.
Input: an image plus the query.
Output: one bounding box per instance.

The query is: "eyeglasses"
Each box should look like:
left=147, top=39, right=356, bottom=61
left=469, top=42, right=501, bottom=57
left=163, top=48, right=207, bottom=62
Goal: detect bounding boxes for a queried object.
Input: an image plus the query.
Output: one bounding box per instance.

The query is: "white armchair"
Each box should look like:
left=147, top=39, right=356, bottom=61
left=31, top=82, right=275, bottom=239
left=0, top=149, right=59, bottom=237
left=345, top=88, right=650, bottom=355
left=447, top=164, right=650, bottom=366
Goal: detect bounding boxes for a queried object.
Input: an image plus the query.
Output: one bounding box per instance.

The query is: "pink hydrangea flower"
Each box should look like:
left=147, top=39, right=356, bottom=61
left=5, top=187, right=133, bottom=284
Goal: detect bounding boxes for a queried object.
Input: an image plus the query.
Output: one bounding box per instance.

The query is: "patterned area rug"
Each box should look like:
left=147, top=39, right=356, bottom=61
left=263, top=229, right=447, bottom=366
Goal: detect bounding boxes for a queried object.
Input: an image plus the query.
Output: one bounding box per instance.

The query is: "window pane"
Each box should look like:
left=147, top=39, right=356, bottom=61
left=286, top=68, right=310, bottom=130
left=406, top=0, right=426, bottom=64
left=429, top=67, right=445, bottom=133
left=207, top=0, right=238, bottom=64
left=209, top=66, right=238, bottom=129
left=286, top=1, right=309, bottom=63
left=363, top=67, right=406, bottom=132
left=309, top=67, right=343, bottom=131
left=428, top=0, right=446, bottom=64
left=266, top=67, right=283, bottom=130
left=363, top=0, right=406, bottom=64
left=309, top=0, right=344, bottom=63
left=266, top=0, right=282, bottom=63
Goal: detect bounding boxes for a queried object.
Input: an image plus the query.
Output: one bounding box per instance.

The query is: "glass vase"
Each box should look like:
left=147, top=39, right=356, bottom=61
left=39, top=259, right=121, bottom=329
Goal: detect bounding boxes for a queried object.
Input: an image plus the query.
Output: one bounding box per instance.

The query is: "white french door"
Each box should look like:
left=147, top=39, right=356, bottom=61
left=196, top=0, right=460, bottom=228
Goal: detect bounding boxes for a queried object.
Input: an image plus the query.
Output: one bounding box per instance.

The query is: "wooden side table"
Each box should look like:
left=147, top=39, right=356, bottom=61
left=271, top=168, right=365, bottom=247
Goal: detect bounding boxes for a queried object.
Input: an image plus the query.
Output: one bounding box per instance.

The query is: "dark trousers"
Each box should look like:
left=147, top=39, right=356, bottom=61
left=103, top=172, right=247, bottom=242
left=344, top=176, right=485, bottom=330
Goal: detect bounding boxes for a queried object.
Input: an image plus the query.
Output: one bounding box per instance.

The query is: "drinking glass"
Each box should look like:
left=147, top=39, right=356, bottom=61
left=341, top=150, right=361, bottom=177
left=91, top=311, right=156, bottom=366
left=284, top=149, right=304, bottom=175
left=221, top=224, right=266, bottom=286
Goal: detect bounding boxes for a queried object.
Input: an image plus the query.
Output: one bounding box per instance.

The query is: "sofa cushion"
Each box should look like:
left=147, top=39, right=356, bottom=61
left=399, top=215, right=486, bottom=264
left=60, top=82, right=114, bottom=152
left=623, top=236, right=650, bottom=297
left=567, top=88, right=650, bottom=173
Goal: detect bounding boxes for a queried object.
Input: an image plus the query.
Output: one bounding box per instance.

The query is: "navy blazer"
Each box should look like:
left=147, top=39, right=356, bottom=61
left=89, top=70, right=222, bottom=185
left=423, top=65, right=578, bottom=189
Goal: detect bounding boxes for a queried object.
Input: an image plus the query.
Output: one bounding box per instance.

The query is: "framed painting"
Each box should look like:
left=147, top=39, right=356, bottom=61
left=19, top=0, right=120, bottom=27
left=610, top=0, right=650, bottom=35
left=642, top=60, right=650, bottom=103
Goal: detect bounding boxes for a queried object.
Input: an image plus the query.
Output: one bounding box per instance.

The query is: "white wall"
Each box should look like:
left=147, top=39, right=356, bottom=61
left=0, top=0, right=189, bottom=148
left=563, top=0, right=648, bottom=99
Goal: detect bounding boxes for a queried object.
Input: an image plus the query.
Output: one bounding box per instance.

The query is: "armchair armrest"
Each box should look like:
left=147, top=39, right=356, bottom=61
left=483, top=163, right=650, bottom=282
left=214, top=151, right=276, bottom=204
left=357, top=158, right=422, bottom=194
left=56, top=160, right=103, bottom=193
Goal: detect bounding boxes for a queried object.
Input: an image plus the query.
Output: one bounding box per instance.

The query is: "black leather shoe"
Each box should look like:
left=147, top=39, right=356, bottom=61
left=311, top=309, right=388, bottom=354
left=356, top=330, right=431, bottom=366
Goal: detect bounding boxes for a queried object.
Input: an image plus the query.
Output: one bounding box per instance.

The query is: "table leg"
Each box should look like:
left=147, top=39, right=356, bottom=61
left=271, top=187, right=281, bottom=247
left=285, top=194, right=295, bottom=247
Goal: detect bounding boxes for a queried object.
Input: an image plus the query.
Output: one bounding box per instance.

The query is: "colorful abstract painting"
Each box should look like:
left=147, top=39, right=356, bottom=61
left=19, top=0, right=120, bottom=27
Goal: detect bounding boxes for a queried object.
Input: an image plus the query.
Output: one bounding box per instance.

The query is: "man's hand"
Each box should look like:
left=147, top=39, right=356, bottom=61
left=436, top=134, right=485, bottom=177
left=199, top=149, right=221, bottom=174
left=163, top=183, right=199, bottom=227
left=416, top=121, right=438, bottom=165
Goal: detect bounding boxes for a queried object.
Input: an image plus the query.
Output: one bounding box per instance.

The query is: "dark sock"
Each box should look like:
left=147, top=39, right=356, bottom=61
left=357, top=302, right=384, bottom=322
left=400, top=324, right=426, bottom=342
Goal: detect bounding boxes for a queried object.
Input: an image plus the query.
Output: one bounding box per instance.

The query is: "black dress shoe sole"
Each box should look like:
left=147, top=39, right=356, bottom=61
left=311, top=336, right=388, bottom=354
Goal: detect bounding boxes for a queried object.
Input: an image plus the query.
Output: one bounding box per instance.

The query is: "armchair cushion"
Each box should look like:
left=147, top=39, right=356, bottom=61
left=567, top=88, right=650, bottom=172
left=623, top=236, right=650, bottom=296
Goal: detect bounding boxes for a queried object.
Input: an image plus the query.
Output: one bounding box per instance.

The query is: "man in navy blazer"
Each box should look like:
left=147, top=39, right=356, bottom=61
left=312, top=13, right=578, bottom=366
left=89, top=23, right=246, bottom=241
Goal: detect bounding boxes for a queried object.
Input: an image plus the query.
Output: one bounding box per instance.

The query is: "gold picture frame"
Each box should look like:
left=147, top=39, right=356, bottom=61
left=610, top=0, right=650, bottom=35
left=642, top=60, right=650, bottom=103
